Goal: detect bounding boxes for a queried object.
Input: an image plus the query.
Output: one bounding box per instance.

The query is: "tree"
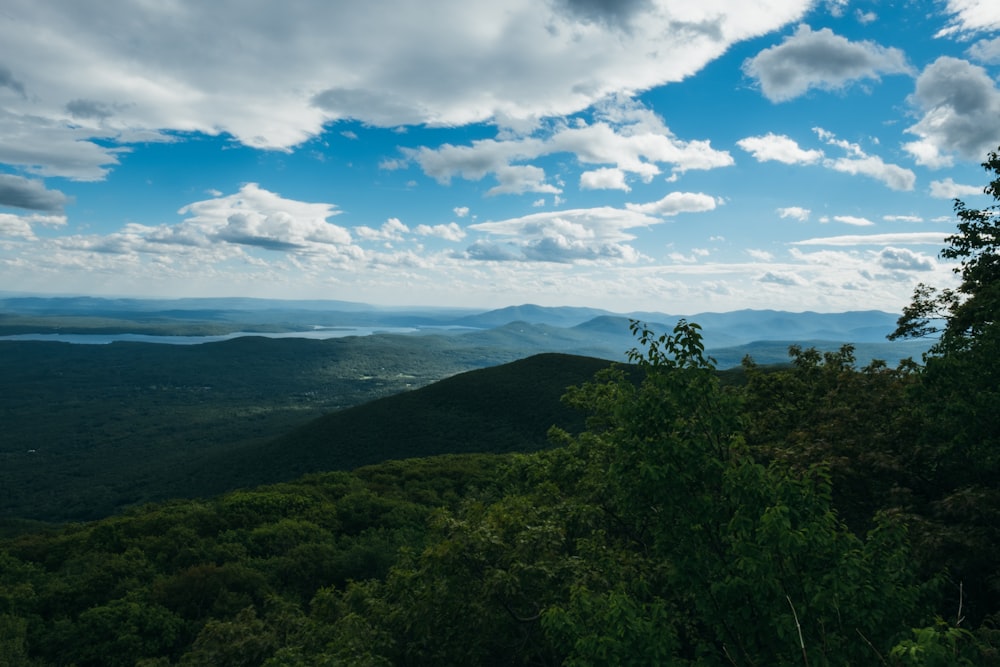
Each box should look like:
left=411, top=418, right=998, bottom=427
left=335, top=320, right=934, bottom=665
left=889, top=146, right=1000, bottom=627
left=891, top=147, right=1000, bottom=351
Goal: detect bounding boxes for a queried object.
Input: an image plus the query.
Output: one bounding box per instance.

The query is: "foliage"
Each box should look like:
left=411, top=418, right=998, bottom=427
left=311, top=321, right=936, bottom=665
left=0, top=343, right=606, bottom=522
left=887, top=146, right=1000, bottom=627
left=891, top=146, right=1000, bottom=351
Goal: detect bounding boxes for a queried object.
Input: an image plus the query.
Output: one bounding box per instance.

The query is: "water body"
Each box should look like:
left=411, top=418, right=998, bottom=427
left=0, top=327, right=420, bottom=345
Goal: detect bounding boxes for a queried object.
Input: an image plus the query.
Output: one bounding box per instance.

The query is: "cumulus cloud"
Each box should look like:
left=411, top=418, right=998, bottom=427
left=746, top=249, right=775, bottom=261
left=876, top=247, right=934, bottom=271
left=0, top=174, right=71, bottom=212
left=403, top=102, right=733, bottom=195
left=463, top=190, right=718, bottom=264
left=487, top=164, right=561, bottom=196
left=778, top=206, right=811, bottom=221
left=355, top=218, right=409, bottom=241
left=930, top=177, right=984, bottom=198
left=453, top=206, right=470, bottom=218
left=883, top=215, right=924, bottom=223
left=415, top=222, right=466, bottom=241
left=743, top=24, right=912, bottom=102
left=855, top=10, right=877, bottom=24
left=0, top=0, right=813, bottom=180
left=109, top=184, right=357, bottom=255
left=936, top=0, right=1000, bottom=37
left=0, top=212, right=66, bottom=239
left=903, top=57, right=1000, bottom=167
left=759, top=271, right=805, bottom=285
left=625, top=191, right=719, bottom=216
left=580, top=167, right=631, bottom=191
left=0, top=108, right=127, bottom=181
left=827, top=155, right=916, bottom=190
left=0, top=214, right=34, bottom=239
left=738, top=133, right=824, bottom=164
left=737, top=129, right=914, bottom=190
left=815, top=128, right=916, bottom=190
left=472, top=207, right=653, bottom=242
left=466, top=204, right=668, bottom=263
left=968, top=37, right=1000, bottom=64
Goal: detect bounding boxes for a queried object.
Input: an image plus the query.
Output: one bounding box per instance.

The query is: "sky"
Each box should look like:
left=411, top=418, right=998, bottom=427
left=1, top=1, right=999, bottom=314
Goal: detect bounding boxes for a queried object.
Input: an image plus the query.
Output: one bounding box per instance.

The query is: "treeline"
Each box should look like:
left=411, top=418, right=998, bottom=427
left=2, top=150, right=1000, bottom=664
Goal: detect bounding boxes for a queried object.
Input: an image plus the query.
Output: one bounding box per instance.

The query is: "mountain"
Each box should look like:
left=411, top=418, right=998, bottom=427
left=454, top=304, right=614, bottom=328
left=187, top=353, right=618, bottom=490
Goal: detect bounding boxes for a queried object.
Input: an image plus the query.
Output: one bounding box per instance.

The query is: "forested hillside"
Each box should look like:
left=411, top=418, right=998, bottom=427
left=2, top=149, right=1000, bottom=664
left=0, top=347, right=611, bottom=523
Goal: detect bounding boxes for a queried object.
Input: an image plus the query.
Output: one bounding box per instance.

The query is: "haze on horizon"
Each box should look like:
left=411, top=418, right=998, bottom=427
left=1, top=1, right=999, bottom=313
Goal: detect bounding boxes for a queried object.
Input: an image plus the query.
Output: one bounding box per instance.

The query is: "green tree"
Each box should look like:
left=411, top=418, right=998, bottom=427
left=891, top=146, right=1000, bottom=350
left=890, top=147, right=1000, bottom=625
left=740, top=346, right=922, bottom=531
left=332, top=321, right=934, bottom=665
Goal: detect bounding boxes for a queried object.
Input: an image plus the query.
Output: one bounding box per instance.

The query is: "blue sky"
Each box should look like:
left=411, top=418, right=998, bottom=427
left=1, top=0, right=999, bottom=313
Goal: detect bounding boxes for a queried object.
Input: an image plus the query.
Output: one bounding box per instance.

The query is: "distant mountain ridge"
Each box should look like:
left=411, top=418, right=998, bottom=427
left=2, top=294, right=904, bottom=335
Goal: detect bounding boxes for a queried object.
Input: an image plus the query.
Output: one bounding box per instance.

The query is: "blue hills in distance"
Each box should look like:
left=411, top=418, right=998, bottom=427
left=0, top=295, right=932, bottom=367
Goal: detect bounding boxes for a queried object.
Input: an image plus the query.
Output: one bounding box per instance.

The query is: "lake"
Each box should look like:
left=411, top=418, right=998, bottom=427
left=0, top=327, right=420, bottom=345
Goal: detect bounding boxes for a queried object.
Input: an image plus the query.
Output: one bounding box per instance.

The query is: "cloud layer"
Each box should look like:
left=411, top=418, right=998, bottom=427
left=0, top=0, right=812, bottom=180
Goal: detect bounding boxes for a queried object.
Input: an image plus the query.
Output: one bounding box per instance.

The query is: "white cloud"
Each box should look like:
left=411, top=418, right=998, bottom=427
left=814, top=128, right=916, bottom=190
left=626, top=191, right=719, bottom=216
left=415, top=222, right=466, bottom=241
left=0, top=212, right=66, bottom=239
left=487, top=164, right=561, bottom=196
left=48, top=184, right=360, bottom=263
left=0, top=0, right=813, bottom=180
left=876, top=247, right=935, bottom=271
left=778, top=206, right=811, bottom=221
left=827, top=156, right=916, bottom=190
left=832, top=215, right=875, bottom=226
left=668, top=251, right=700, bottom=264
left=792, top=232, right=949, bottom=246
left=356, top=217, right=409, bottom=241
left=580, top=167, right=631, bottom=191
left=737, top=128, right=915, bottom=191
left=967, top=37, right=1000, bottom=64
left=0, top=215, right=35, bottom=239
left=883, top=215, right=924, bottom=223
left=453, top=206, right=470, bottom=218
left=903, top=57, right=1000, bottom=167
left=746, top=248, right=775, bottom=261
left=936, top=0, right=1000, bottom=38
left=737, top=133, right=823, bottom=164
left=466, top=203, right=677, bottom=263
left=855, top=10, right=877, bottom=24
left=742, top=24, right=912, bottom=102
left=759, top=271, right=806, bottom=285
left=404, top=102, right=734, bottom=195
left=472, top=206, right=656, bottom=243
left=930, top=177, right=984, bottom=198
left=825, top=0, right=849, bottom=18
left=0, top=109, right=129, bottom=181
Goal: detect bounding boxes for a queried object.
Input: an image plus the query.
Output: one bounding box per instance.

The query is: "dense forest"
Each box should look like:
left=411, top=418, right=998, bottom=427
left=2, top=150, right=1000, bottom=664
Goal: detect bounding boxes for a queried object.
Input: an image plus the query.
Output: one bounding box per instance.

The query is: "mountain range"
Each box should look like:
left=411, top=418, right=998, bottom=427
left=0, top=295, right=932, bottom=366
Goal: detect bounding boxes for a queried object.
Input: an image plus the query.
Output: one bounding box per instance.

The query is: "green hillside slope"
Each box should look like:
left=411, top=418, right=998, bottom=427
left=186, top=353, right=619, bottom=490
